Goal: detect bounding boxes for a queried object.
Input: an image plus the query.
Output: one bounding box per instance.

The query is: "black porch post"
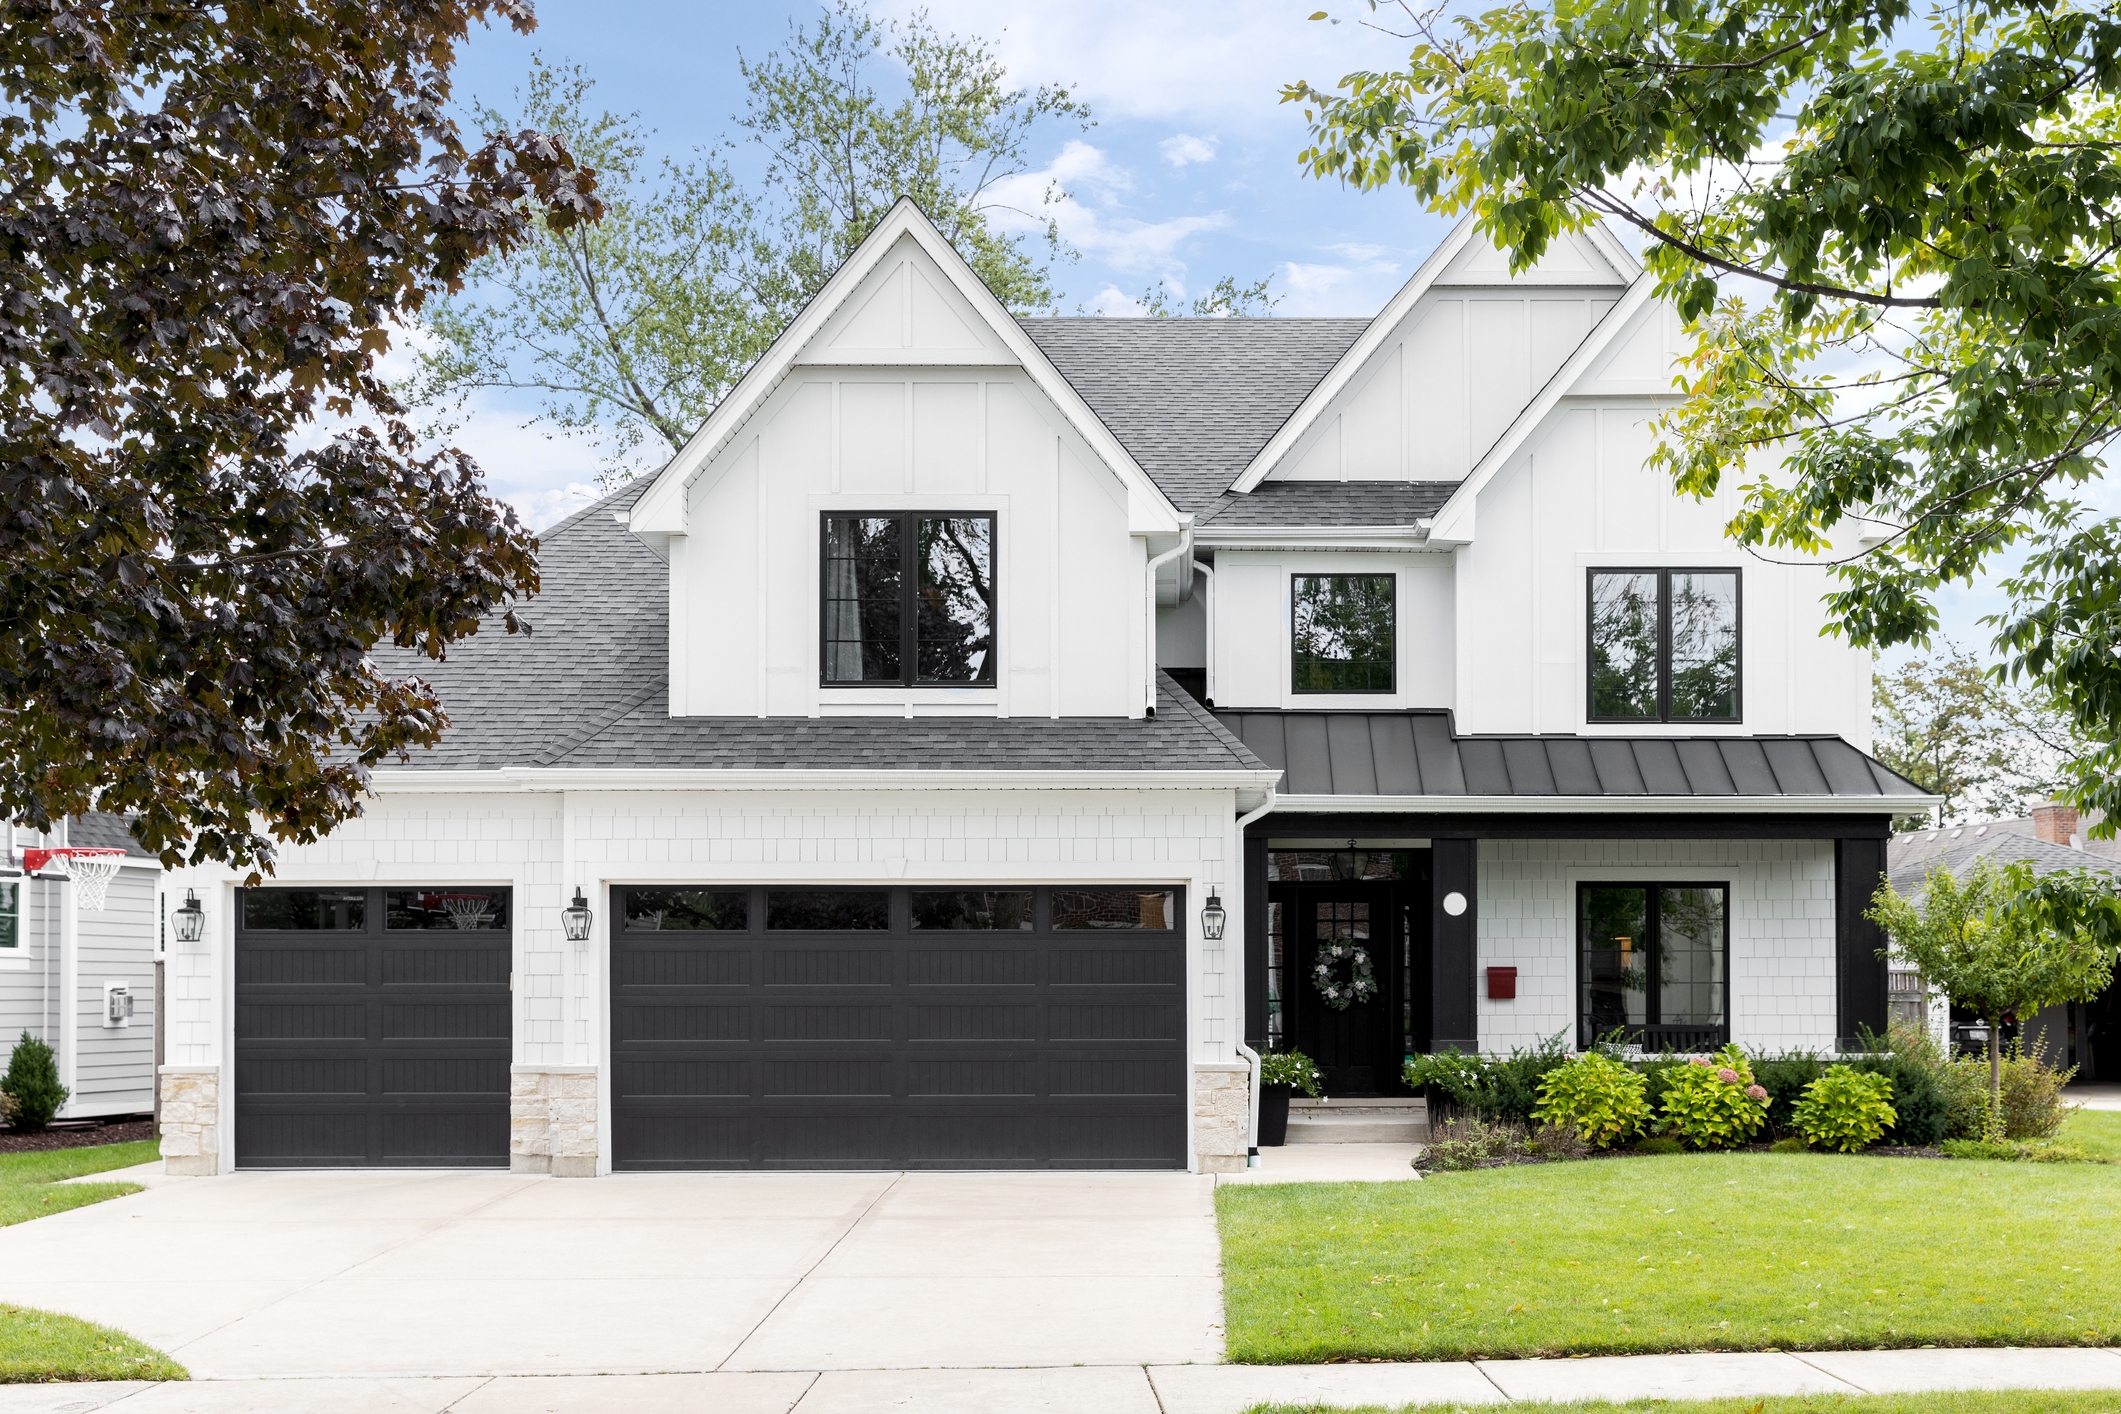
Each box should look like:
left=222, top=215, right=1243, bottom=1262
left=1431, top=836, right=1478, bottom=1052
left=1836, top=835, right=1890, bottom=1050
left=1243, top=830, right=1269, bottom=1049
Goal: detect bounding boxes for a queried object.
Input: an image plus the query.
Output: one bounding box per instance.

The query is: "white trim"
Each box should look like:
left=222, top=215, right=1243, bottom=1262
left=1426, top=278, right=1660, bottom=546
left=365, top=768, right=1287, bottom=795
left=630, top=199, right=1184, bottom=538
left=1262, top=792, right=1941, bottom=816
left=1196, top=526, right=1429, bottom=551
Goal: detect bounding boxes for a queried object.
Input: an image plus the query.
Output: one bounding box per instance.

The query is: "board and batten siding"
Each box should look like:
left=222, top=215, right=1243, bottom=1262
left=668, top=236, right=1147, bottom=720
left=1207, top=551, right=1454, bottom=711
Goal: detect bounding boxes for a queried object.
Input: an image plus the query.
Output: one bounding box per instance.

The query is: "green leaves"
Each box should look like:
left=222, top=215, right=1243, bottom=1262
left=1289, top=0, right=2121, bottom=826
left=0, top=1, right=592, bottom=869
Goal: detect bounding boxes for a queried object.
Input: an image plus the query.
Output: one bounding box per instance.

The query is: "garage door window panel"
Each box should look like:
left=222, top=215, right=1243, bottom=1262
left=626, top=888, right=748, bottom=931
left=767, top=889, right=891, bottom=930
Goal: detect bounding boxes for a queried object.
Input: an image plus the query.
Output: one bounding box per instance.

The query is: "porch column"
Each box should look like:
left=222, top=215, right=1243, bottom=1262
left=1431, top=836, right=1478, bottom=1053
left=1835, top=836, right=1890, bottom=1050
left=1242, top=832, right=1269, bottom=1049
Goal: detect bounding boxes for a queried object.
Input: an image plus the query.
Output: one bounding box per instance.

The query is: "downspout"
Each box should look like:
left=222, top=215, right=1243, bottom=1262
left=1143, top=521, right=1194, bottom=717
left=1194, top=559, right=1216, bottom=705
left=1232, top=793, right=1277, bottom=1165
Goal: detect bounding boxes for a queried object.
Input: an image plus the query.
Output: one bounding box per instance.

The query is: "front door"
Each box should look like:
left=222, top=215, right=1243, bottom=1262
left=1294, top=887, right=1397, bottom=1095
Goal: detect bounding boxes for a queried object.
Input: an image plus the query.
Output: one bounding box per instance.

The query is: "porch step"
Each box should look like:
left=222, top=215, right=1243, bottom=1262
left=1286, top=1096, right=1428, bottom=1144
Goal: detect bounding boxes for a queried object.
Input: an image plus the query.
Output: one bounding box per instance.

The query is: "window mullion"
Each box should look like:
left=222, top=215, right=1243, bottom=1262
left=1645, top=886, right=1661, bottom=1030
left=1657, top=571, right=1673, bottom=722
left=901, top=514, right=917, bottom=687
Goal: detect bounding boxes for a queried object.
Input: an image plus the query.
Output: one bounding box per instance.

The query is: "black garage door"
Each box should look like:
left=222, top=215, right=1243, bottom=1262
left=611, top=885, right=1186, bottom=1169
left=234, top=887, right=511, bottom=1167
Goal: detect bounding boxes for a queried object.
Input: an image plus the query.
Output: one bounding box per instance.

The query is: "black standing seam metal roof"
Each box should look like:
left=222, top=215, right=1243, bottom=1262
left=1212, top=710, right=1930, bottom=801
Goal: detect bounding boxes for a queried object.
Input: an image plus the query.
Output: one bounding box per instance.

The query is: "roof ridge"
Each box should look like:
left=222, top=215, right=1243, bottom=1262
left=539, top=476, right=653, bottom=543
left=534, top=673, right=671, bottom=768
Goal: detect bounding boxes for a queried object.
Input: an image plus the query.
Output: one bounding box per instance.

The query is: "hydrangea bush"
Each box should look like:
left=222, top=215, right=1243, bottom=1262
left=1792, top=1066, right=1897, bottom=1152
left=1531, top=1051, right=1650, bottom=1148
left=1656, top=1046, right=1770, bottom=1149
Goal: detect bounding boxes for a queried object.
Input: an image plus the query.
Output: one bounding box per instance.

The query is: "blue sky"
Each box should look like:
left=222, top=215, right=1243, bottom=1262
left=432, top=0, right=2049, bottom=663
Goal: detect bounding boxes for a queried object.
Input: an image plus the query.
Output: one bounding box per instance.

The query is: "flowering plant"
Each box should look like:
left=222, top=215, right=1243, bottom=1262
left=1259, top=1049, right=1323, bottom=1098
left=1310, top=942, right=1377, bottom=1010
left=1792, top=1066, right=1897, bottom=1152
left=1532, top=1051, right=1649, bottom=1148
left=1657, top=1045, right=1770, bottom=1149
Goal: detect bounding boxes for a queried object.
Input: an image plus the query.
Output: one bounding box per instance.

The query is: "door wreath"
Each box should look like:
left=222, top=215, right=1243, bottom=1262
left=1311, top=942, right=1377, bottom=1010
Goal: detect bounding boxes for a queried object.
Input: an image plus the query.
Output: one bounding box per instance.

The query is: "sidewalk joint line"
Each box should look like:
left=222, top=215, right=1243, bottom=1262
left=1469, top=1357, right=1513, bottom=1403
left=783, top=1369, right=826, bottom=1411
left=1144, top=1362, right=1168, bottom=1414
left=438, top=1374, right=498, bottom=1411
left=715, top=1170, right=905, bottom=1372
left=1788, top=1351, right=1872, bottom=1394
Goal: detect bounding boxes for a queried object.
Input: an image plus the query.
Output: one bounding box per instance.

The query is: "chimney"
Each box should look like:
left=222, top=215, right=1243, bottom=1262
left=2033, top=801, right=2079, bottom=846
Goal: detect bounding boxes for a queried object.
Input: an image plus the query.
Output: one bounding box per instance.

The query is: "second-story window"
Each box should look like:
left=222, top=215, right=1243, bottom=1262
left=822, top=513, right=995, bottom=686
left=1292, top=574, right=1395, bottom=693
left=1588, top=568, right=1739, bottom=721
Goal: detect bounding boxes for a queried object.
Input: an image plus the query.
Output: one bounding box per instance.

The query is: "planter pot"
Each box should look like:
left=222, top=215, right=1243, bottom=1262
left=1258, top=1083, right=1294, bottom=1147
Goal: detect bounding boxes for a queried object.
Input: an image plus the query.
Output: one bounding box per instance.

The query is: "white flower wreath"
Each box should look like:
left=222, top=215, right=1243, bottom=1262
left=1310, top=942, right=1377, bottom=1010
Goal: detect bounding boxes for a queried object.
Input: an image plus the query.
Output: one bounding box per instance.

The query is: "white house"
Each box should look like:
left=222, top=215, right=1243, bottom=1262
left=158, top=201, right=1934, bottom=1177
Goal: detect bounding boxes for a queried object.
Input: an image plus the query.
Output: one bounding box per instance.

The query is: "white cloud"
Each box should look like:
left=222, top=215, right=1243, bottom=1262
left=1083, top=284, right=1151, bottom=317
left=985, top=139, right=1227, bottom=280
left=874, top=0, right=1410, bottom=124
left=1160, top=133, right=1218, bottom=167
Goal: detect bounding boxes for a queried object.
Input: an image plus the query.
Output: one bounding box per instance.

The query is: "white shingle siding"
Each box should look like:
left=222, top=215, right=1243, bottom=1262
left=1476, top=838, right=1838, bottom=1056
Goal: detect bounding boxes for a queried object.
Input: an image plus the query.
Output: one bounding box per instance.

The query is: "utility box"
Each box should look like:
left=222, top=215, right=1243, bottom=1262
left=103, top=981, right=133, bottom=1028
left=1486, top=966, right=1518, bottom=1001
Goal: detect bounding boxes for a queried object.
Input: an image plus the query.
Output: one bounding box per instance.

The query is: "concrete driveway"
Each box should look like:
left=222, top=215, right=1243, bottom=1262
left=0, top=1168, right=1223, bottom=1379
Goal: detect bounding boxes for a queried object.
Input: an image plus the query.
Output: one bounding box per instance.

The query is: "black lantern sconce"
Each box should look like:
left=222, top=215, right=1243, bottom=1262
left=561, top=888, right=594, bottom=943
left=172, top=889, right=206, bottom=945
left=1200, top=890, right=1226, bottom=942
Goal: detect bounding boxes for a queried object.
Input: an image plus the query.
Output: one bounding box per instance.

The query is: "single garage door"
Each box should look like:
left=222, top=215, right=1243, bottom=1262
left=611, top=885, right=1186, bottom=1169
left=234, top=887, right=512, bottom=1167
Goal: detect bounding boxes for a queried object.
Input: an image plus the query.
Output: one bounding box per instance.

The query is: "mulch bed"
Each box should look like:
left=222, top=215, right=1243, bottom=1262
left=0, top=1117, right=154, bottom=1154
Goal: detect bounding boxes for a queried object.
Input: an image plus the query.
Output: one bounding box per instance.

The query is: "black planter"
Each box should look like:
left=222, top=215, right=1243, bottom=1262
left=1258, top=1083, right=1294, bottom=1146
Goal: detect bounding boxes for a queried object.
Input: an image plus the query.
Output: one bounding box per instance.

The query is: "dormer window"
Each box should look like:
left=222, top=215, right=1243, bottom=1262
left=822, top=513, right=995, bottom=686
left=1588, top=569, right=1740, bottom=721
left=1291, top=574, right=1396, bottom=693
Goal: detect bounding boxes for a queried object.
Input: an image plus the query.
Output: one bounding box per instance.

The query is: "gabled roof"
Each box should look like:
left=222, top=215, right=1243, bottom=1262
left=1887, top=829, right=2120, bottom=894
left=1213, top=708, right=1934, bottom=811
left=371, top=480, right=1266, bottom=777
left=628, top=198, right=1185, bottom=538
left=1194, top=481, right=1457, bottom=530
left=1019, top=317, right=1369, bottom=514
left=1228, top=217, right=1640, bottom=496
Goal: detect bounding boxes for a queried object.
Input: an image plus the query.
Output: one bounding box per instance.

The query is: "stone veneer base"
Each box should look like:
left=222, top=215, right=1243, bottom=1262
left=511, top=1065, right=600, bottom=1177
left=1193, top=1063, right=1250, bottom=1174
left=158, top=1066, right=221, bottom=1177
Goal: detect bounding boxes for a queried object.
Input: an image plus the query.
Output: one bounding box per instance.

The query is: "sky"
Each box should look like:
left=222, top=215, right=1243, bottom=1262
left=424, top=0, right=2067, bottom=664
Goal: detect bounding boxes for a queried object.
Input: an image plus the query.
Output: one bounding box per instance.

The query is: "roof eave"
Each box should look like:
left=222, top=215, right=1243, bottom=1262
left=1262, top=793, right=1941, bottom=815
left=366, top=767, right=1287, bottom=794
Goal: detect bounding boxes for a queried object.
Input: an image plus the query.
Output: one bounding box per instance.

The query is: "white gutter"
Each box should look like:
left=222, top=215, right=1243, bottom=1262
left=1265, top=792, right=1942, bottom=815
left=1194, top=525, right=1432, bottom=552
left=1194, top=560, right=1216, bottom=705
left=1231, top=793, right=1277, bottom=1165
left=366, top=767, right=1287, bottom=795
left=1144, top=521, right=1194, bottom=717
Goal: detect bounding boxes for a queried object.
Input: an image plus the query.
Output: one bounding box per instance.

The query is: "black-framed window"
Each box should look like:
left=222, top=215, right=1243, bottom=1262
left=1292, top=574, right=1395, bottom=693
left=822, top=513, right=995, bottom=686
left=1578, top=882, right=1729, bottom=1050
left=1588, top=568, right=1739, bottom=721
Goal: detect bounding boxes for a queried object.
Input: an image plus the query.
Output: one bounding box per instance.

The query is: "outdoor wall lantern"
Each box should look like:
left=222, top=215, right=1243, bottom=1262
left=1200, top=891, right=1226, bottom=942
left=172, top=890, right=206, bottom=945
left=561, top=888, right=594, bottom=943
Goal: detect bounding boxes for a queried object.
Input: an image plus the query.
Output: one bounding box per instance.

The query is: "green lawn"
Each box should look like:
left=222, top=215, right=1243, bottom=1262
left=2058, top=1106, right=2121, bottom=1158
left=1248, top=1395, right=2121, bottom=1414
left=1218, top=1150, right=2121, bottom=1362
left=0, top=1140, right=185, bottom=1383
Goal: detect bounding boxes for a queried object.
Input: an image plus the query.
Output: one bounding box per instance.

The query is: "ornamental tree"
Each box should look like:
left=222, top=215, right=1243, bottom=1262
left=1870, top=858, right=2116, bottom=1135
left=0, top=1, right=600, bottom=871
left=1286, top=0, right=2121, bottom=829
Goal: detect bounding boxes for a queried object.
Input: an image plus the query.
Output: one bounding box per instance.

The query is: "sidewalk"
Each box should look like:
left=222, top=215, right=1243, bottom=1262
left=4, top=1347, right=2118, bottom=1413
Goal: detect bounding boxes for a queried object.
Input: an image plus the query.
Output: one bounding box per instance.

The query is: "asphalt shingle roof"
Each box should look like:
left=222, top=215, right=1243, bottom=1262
left=1887, top=830, right=2119, bottom=894
left=1194, top=481, right=1459, bottom=528
left=381, top=482, right=1266, bottom=775
left=1019, top=317, right=1371, bottom=514
left=1213, top=709, right=1930, bottom=802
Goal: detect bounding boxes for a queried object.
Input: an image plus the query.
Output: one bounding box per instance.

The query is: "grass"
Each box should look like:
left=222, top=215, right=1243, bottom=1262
left=1217, top=1150, right=2121, bottom=1362
left=0, top=1139, right=160, bottom=1228
left=0, top=1140, right=185, bottom=1382
left=0, top=1305, right=185, bottom=1383
left=2057, top=1107, right=2121, bottom=1159
left=1246, top=1397, right=2121, bottom=1414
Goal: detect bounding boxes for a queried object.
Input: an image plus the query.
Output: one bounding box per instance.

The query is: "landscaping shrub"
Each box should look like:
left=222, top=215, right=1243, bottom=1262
left=1791, top=1066, right=1897, bottom=1152
left=1884, top=1021, right=1989, bottom=1139
left=1769, top=1135, right=1806, bottom=1153
left=0, top=1035, right=66, bottom=1132
left=1749, top=1051, right=1825, bottom=1135
left=1259, top=1050, right=1322, bottom=1098
left=1405, top=1032, right=1568, bottom=1123
left=1531, top=1051, right=1649, bottom=1148
left=1656, top=1047, right=1770, bottom=1149
left=1942, top=1137, right=2093, bottom=1163
left=1420, top=1116, right=1533, bottom=1170
left=1849, top=1053, right=1948, bottom=1145
left=1999, top=1041, right=2073, bottom=1140
left=1530, top=1119, right=1588, bottom=1160
left=1633, top=1135, right=1684, bottom=1154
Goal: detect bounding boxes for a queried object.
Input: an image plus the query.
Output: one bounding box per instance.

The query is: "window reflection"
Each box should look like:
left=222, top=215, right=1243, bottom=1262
left=1670, top=573, right=1739, bottom=718
left=1589, top=572, right=1659, bottom=719
left=1292, top=575, right=1395, bottom=693
left=910, top=890, right=1033, bottom=929
left=625, top=889, right=748, bottom=931
left=917, top=517, right=994, bottom=684
left=823, top=516, right=904, bottom=684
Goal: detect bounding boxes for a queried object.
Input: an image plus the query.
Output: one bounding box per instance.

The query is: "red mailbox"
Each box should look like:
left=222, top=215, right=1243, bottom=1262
left=1486, top=966, right=1518, bottom=1001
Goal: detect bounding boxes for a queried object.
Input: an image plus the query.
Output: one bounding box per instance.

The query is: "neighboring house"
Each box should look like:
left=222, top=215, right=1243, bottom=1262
left=2, top=814, right=161, bottom=1119
left=159, top=200, right=1935, bottom=1178
left=1887, top=810, right=2121, bottom=1079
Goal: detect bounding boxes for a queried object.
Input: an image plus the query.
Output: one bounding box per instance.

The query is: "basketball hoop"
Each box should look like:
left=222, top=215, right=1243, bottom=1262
left=21, top=848, right=127, bottom=911
left=439, top=894, right=494, bottom=930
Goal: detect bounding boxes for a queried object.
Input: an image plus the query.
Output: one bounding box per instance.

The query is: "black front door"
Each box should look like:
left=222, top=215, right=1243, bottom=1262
left=1291, top=887, right=1398, bottom=1094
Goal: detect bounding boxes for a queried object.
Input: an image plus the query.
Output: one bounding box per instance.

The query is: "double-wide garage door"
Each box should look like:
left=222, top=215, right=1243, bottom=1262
left=611, top=885, right=1186, bottom=1169
left=234, top=887, right=512, bottom=1168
